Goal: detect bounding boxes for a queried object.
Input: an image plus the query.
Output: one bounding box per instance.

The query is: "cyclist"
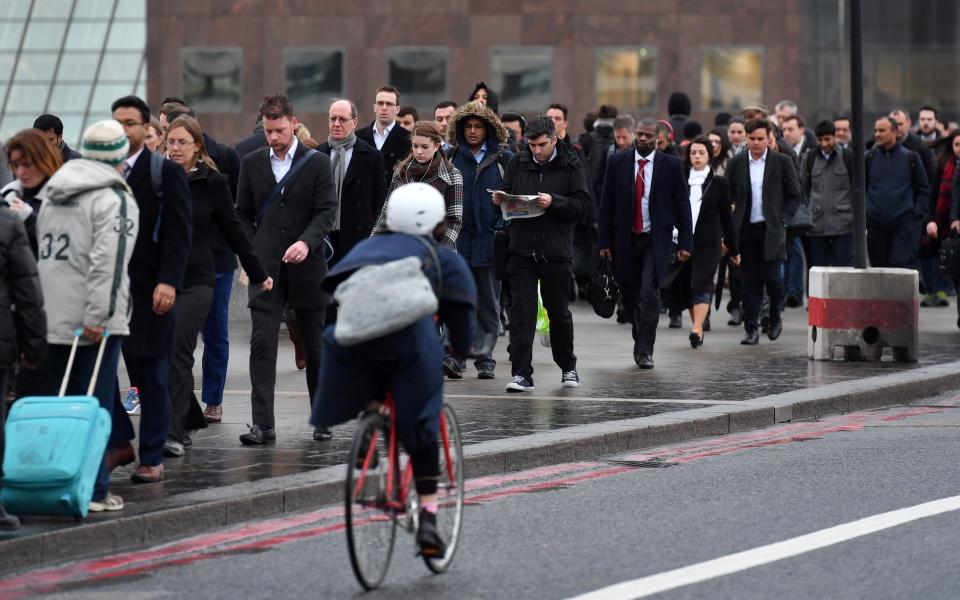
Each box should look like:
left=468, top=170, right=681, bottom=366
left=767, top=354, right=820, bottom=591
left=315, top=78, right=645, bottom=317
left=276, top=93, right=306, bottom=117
left=311, top=183, right=477, bottom=557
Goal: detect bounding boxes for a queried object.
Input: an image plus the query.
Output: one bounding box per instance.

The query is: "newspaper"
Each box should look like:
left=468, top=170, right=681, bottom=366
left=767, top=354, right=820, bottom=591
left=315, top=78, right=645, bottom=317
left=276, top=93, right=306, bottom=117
left=489, top=190, right=545, bottom=220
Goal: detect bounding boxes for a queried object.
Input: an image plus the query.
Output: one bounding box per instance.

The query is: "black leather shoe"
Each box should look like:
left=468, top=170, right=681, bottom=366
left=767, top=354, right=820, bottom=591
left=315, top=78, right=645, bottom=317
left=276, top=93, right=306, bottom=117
left=669, top=314, right=682, bottom=328
left=313, top=426, right=333, bottom=441
left=768, top=320, right=783, bottom=341
left=634, top=353, right=655, bottom=369
left=785, top=294, right=802, bottom=308
left=239, top=425, right=276, bottom=446
left=727, top=308, right=742, bottom=326
left=689, top=332, right=703, bottom=348
left=741, top=330, right=760, bottom=345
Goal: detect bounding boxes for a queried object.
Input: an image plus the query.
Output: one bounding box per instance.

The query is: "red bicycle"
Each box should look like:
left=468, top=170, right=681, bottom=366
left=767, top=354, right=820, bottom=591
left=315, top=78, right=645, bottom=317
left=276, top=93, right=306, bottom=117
left=344, top=392, right=465, bottom=590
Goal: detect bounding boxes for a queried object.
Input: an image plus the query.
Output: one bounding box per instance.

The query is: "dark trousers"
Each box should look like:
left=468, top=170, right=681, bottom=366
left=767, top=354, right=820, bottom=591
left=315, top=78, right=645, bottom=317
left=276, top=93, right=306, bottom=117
left=741, top=222, right=784, bottom=332
left=622, top=234, right=661, bottom=357
left=201, top=271, right=234, bottom=407
left=48, top=337, right=123, bottom=501
left=472, top=266, right=501, bottom=370
left=168, top=285, right=214, bottom=443
left=867, top=215, right=920, bottom=269
left=0, top=368, right=6, bottom=482
left=250, top=273, right=325, bottom=430
left=122, top=351, right=169, bottom=466
left=726, top=260, right=744, bottom=314
left=506, top=255, right=576, bottom=378
left=784, top=235, right=806, bottom=297
left=809, top=234, right=853, bottom=267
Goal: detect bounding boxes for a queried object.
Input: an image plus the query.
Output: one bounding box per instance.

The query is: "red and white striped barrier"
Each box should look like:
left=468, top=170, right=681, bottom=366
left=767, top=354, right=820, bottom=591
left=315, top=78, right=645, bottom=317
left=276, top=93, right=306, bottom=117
left=808, top=267, right=919, bottom=362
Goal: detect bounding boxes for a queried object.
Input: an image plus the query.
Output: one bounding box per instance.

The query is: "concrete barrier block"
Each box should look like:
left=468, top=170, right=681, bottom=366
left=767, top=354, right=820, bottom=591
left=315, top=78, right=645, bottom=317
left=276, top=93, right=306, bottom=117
left=807, top=267, right=919, bottom=362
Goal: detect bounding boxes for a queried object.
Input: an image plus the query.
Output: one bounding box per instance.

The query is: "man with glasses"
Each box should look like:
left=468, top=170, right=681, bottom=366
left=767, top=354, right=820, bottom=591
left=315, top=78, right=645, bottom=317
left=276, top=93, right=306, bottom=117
left=317, top=99, right=386, bottom=263
left=357, top=86, right=411, bottom=186
left=110, top=95, right=192, bottom=482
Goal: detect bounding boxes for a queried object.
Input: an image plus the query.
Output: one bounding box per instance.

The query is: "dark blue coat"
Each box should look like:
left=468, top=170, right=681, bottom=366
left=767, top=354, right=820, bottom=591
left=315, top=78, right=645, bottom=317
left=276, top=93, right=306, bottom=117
left=598, top=149, right=693, bottom=290
left=311, top=233, right=476, bottom=453
left=452, top=136, right=511, bottom=267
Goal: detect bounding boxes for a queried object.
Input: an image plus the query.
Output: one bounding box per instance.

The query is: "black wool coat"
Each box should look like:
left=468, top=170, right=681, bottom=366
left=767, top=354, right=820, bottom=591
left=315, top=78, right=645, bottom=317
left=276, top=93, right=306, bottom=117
left=357, top=122, right=411, bottom=186
left=236, top=141, right=338, bottom=310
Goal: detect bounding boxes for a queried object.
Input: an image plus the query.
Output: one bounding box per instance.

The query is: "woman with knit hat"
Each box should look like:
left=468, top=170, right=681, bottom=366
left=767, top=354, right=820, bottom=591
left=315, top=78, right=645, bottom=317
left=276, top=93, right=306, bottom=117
left=35, top=119, right=140, bottom=512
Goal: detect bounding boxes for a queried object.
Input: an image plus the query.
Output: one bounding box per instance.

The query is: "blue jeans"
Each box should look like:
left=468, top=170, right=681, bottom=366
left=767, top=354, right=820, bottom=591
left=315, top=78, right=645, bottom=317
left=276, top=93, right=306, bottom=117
left=809, top=234, right=853, bottom=267
left=201, top=271, right=234, bottom=406
left=784, top=236, right=805, bottom=297
left=919, top=255, right=948, bottom=294
left=472, top=266, right=501, bottom=370
left=47, top=336, right=123, bottom=502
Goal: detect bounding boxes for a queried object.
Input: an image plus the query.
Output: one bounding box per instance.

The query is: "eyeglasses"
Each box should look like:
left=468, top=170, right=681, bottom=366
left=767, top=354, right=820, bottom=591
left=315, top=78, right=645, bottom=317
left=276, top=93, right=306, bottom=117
left=165, top=138, right=194, bottom=148
left=329, top=116, right=355, bottom=124
left=117, top=119, right=143, bottom=128
left=375, top=101, right=397, bottom=108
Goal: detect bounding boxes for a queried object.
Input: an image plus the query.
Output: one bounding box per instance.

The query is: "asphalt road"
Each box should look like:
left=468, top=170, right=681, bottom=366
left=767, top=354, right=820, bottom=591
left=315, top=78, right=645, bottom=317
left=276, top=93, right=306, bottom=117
left=10, top=397, right=960, bottom=600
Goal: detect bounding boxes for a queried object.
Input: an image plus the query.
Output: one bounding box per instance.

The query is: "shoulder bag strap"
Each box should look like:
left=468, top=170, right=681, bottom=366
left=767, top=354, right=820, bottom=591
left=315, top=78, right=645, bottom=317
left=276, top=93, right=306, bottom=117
left=256, top=148, right=318, bottom=225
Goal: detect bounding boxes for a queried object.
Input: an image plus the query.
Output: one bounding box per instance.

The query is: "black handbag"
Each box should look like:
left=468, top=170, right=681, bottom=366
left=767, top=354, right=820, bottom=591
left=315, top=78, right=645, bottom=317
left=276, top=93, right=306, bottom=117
left=939, top=234, right=960, bottom=279
left=588, top=259, right=620, bottom=319
left=787, top=201, right=815, bottom=233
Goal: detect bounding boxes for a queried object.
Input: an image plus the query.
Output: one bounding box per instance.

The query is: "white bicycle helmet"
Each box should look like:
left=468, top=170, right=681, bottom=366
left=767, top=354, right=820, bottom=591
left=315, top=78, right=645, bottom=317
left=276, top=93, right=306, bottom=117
left=385, top=182, right=446, bottom=236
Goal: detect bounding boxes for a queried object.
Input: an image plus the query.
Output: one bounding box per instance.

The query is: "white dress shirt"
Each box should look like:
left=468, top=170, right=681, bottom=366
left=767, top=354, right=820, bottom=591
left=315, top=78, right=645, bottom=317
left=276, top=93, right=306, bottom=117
left=634, top=149, right=655, bottom=233
left=124, top=147, right=145, bottom=178
left=749, top=149, right=767, bottom=224
left=373, top=121, right=395, bottom=151
left=270, top=136, right=299, bottom=183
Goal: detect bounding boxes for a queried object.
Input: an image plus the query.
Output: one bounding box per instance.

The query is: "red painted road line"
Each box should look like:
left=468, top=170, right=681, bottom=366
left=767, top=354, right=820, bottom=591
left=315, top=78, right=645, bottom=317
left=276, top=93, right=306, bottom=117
left=1, top=404, right=944, bottom=597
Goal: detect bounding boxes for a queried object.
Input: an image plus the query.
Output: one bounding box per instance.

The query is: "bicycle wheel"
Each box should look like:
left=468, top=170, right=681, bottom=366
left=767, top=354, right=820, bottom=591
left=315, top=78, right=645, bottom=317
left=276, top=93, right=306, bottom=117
left=424, top=403, right=465, bottom=573
left=345, top=413, right=397, bottom=590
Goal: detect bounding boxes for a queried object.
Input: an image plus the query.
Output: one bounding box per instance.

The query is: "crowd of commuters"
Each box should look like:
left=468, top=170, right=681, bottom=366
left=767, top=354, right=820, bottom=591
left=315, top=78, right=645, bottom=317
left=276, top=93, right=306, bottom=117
left=1, top=80, right=958, bottom=526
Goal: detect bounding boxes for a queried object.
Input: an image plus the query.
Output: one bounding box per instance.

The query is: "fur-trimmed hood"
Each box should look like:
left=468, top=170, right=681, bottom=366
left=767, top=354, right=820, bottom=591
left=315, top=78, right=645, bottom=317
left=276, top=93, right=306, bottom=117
left=447, top=101, right=508, bottom=149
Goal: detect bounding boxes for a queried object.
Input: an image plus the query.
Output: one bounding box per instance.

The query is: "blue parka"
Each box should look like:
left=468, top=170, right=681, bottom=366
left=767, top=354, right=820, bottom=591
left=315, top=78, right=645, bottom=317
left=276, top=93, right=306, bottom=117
left=449, top=102, right=512, bottom=267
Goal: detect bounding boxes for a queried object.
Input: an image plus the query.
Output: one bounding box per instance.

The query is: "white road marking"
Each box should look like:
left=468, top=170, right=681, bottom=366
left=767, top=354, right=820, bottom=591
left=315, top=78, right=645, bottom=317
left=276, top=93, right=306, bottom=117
left=567, top=493, right=960, bottom=600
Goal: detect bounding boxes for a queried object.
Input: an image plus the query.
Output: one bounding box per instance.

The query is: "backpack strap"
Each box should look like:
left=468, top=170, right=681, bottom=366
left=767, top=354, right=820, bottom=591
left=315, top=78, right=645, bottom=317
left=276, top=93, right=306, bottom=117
left=149, top=151, right=165, bottom=242
left=412, top=234, right=442, bottom=299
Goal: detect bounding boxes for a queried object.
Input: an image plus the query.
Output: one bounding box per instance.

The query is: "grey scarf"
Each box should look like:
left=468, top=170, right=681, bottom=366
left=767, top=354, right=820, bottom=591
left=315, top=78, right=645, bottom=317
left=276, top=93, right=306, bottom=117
left=328, top=132, right=357, bottom=230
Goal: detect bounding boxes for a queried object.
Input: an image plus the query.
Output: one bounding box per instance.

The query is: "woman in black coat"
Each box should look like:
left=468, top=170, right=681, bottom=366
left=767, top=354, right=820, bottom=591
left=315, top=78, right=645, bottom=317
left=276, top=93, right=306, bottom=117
left=163, top=116, right=272, bottom=453
left=673, top=136, right=740, bottom=347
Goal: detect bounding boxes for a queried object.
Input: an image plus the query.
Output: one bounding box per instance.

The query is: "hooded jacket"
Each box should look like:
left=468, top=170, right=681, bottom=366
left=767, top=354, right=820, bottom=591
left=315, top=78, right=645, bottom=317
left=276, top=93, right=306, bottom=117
left=35, top=159, right=139, bottom=345
left=467, top=82, right=500, bottom=116
left=448, top=102, right=512, bottom=267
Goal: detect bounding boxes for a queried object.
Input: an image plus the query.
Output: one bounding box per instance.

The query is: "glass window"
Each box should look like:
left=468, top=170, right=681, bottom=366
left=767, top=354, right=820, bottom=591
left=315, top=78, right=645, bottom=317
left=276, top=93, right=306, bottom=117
left=65, top=21, right=109, bottom=50
left=22, top=21, right=68, bottom=50
left=1, top=114, right=37, bottom=142
left=700, top=47, right=763, bottom=110
left=90, top=83, right=135, bottom=114
left=595, top=47, right=657, bottom=111
left=490, top=46, right=553, bottom=112
left=56, top=52, right=100, bottom=81
left=115, top=0, right=146, bottom=20
left=48, top=82, right=93, bottom=113
left=6, top=83, right=51, bottom=112
left=32, top=0, right=74, bottom=19
left=0, top=5, right=29, bottom=19
left=59, top=115, right=85, bottom=148
left=0, top=52, right=15, bottom=81
left=387, top=47, right=447, bottom=110
left=182, top=47, right=243, bottom=113
left=106, top=20, right=145, bottom=51
left=284, top=48, right=343, bottom=111
left=0, top=20, right=25, bottom=50
left=73, top=0, right=116, bottom=19
left=14, top=52, right=58, bottom=81
left=99, top=52, right=143, bottom=81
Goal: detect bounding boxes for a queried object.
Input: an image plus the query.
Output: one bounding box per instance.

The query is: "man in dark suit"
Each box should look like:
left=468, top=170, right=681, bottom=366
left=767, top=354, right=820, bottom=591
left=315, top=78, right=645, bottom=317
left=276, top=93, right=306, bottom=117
left=33, top=114, right=82, bottom=162
left=317, top=99, right=386, bottom=264
left=235, top=94, right=338, bottom=445
left=111, top=96, right=193, bottom=483
left=598, top=118, right=693, bottom=369
left=356, top=85, right=410, bottom=186
left=728, top=118, right=803, bottom=345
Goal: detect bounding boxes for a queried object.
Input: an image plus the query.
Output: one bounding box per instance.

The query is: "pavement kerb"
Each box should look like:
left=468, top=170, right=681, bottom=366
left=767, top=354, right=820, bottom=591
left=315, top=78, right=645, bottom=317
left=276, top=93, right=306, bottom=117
left=3, top=359, right=960, bottom=575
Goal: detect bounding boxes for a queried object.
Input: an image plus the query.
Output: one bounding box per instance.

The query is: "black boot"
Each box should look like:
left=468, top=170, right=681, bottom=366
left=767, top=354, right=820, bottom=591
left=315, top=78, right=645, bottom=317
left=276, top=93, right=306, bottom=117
left=417, top=509, right=446, bottom=558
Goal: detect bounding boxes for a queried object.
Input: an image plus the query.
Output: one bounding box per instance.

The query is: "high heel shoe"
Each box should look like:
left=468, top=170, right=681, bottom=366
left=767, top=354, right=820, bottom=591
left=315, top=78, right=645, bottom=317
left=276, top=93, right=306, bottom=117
left=689, top=331, right=704, bottom=348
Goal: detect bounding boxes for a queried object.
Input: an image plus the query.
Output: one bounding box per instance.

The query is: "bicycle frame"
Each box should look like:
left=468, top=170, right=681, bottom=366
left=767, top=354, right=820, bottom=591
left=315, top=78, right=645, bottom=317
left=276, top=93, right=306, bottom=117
left=352, top=393, right=455, bottom=515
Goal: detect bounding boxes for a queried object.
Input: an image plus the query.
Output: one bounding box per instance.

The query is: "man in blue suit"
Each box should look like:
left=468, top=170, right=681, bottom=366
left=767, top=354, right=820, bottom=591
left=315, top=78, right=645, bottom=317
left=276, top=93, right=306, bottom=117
left=598, top=118, right=693, bottom=369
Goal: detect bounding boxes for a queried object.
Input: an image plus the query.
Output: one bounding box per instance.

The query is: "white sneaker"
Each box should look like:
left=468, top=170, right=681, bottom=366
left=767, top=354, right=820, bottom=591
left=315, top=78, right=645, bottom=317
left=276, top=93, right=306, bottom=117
left=89, top=493, right=124, bottom=512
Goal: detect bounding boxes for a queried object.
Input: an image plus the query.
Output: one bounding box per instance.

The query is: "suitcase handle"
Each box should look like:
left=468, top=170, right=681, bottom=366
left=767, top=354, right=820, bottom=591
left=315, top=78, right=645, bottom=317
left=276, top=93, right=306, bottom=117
left=58, top=329, right=111, bottom=398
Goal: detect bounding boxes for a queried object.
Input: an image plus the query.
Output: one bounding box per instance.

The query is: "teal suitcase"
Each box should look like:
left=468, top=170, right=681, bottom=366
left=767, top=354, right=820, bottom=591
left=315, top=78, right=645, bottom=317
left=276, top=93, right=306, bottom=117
left=1, top=333, right=112, bottom=518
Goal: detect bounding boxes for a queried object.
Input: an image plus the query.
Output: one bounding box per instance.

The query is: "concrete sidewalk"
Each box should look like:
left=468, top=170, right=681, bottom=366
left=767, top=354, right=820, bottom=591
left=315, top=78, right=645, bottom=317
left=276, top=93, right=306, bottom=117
left=2, top=299, right=959, bottom=573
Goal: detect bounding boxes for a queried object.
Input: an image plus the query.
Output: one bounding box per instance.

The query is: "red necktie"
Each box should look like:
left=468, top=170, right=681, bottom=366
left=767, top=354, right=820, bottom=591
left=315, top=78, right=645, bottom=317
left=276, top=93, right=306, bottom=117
left=633, top=158, right=648, bottom=234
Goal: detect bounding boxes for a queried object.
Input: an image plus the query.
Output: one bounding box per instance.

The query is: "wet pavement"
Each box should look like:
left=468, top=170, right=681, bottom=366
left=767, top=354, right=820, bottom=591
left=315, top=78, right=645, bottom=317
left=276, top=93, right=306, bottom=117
left=4, top=299, right=960, bottom=537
